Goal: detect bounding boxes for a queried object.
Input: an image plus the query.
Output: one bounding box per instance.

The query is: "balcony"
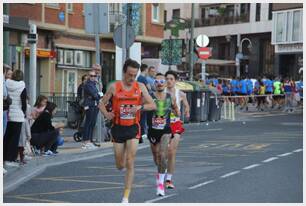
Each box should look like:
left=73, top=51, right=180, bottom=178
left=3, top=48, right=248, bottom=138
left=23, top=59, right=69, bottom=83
left=195, top=14, right=250, bottom=27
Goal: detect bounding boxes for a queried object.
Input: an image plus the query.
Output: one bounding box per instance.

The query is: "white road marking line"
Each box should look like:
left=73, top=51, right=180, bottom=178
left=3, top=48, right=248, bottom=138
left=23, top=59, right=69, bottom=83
left=145, top=194, right=177, bottom=203
left=188, top=180, right=215, bottom=190
left=243, top=164, right=261, bottom=170
left=293, top=149, right=303, bottom=153
left=277, top=152, right=293, bottom=157
left=262, top=157, right=279, bottom=163
left=220, top=171, right=240, bottom=178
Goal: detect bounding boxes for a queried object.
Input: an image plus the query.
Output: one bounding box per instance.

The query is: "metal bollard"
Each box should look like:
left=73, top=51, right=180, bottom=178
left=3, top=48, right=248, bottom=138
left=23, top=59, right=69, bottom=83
left=231, top=101, right=235, bottom=121
left=224, top=99, right=227, bottom=119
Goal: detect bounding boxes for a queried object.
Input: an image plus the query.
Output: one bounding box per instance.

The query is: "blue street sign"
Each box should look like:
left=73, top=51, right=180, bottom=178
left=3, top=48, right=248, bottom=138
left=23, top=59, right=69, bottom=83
left=58, top=11, right=65, bottom=22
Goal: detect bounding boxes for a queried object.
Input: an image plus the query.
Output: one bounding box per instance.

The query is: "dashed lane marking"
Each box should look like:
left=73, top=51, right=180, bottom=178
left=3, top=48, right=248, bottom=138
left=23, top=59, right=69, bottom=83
left=145, top=194, right=177, bottom=203
left=220, top=171, right=240, bottom=178
left=188, top=180, right=215, bottom=190
left=262, top=157, right=279, bottom=163
left=277, top=152, right=293, bottom=157
left=6, top=195, right=68, bottom=203
left=293, top=149, right=303, bottom=153
left=243, top=164, right=261, bottom=170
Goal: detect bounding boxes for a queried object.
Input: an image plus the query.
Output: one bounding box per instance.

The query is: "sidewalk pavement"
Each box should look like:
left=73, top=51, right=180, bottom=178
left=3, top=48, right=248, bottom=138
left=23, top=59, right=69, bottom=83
left=3, top=128, right=114, bottom=194
left=3, top=107, right=302, bottom=194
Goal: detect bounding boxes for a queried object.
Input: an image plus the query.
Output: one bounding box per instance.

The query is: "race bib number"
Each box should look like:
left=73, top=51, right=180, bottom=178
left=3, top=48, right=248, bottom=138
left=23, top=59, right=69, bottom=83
left=152, top=116, right=166, bottom=130
left=120, top=105, right=136, bottom=120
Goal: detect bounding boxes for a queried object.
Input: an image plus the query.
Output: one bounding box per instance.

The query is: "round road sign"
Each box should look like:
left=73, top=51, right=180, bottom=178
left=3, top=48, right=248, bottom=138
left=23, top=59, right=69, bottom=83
left=196, top=35, right=209, bottom=47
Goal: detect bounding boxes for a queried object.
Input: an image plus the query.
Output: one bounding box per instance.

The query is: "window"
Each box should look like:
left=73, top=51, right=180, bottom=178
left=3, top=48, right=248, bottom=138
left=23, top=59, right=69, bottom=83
left=64, top=50, right=73, bottom=65
left=45, top=3, right=59, bottom=8
left=84, top=51, right=91, bottom=68
left=152, top=3, right=159, bottom=23
left=276, top=12, right=285, bottom=42
left=67, top=3, right=73, bottom=12
left=201, top=7, right=206, bottom=19
left=268, top=3, right=272, bottom=20
left=57, top=49, right=64, bottom=64
left=256, top=3, right=261, bottom=21
left=109, top=3, right=120, bottom=13
left=172, top=9, right=180, bottom=19
left=164, top=10, right=167, bottom=23
left=292, top=10, right=301, bottom=41
left=74, top=51, right=83, bottom=66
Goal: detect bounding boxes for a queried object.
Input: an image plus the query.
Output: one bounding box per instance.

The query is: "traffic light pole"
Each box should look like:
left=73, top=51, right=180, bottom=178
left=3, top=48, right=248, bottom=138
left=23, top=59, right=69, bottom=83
left=29, top=24, right=37, bottom=106
left=189, top=3, right=195, bottom=81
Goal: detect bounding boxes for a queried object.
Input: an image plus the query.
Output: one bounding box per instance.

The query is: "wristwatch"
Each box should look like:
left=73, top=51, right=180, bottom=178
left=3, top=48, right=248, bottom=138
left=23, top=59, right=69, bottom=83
left=140, top=105, right=144, bottom=110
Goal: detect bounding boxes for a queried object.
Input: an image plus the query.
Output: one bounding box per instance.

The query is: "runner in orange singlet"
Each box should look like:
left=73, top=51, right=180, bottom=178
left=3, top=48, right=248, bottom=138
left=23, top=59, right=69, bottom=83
left=99, top=59, right=156, bottom=203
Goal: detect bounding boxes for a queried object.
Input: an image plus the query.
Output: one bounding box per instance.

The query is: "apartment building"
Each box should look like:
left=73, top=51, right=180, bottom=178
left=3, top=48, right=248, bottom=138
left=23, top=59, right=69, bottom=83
left=271, top=3, right=303, bottom=80
left=4, top=3, right=164, bottom=95
left=165, top=3, right=274, bottom=78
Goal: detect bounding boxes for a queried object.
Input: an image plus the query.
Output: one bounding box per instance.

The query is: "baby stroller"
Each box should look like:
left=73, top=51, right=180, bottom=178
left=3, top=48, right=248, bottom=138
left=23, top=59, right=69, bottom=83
left=67, top=100, right=85, bottom=142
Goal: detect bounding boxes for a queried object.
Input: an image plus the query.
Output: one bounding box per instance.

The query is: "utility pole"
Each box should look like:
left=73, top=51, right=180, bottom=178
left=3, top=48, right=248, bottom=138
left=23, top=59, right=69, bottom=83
left=236, top=34, right=241, bottom=78
left=29, top=24, right=37, bottom=106
left=3, top=4, right=10, bottom=65
left=93, top=3, right=103, bottom=144
left=94, top=4, right=101, bottom=65
left=189, top=3, right=195, bottom=81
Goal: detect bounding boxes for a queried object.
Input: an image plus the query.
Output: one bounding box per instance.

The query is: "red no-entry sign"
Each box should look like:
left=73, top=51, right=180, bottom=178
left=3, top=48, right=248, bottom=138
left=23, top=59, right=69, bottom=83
left=197, top=47, right=212, bottom=60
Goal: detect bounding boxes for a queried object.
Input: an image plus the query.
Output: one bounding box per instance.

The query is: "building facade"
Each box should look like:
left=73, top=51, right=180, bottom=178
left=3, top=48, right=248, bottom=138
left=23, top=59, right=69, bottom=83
left=164, top=3, right=275, bottom=79
left=5, top=3, right=164, bottom=96
left=271, top=3, right=303, bottom=80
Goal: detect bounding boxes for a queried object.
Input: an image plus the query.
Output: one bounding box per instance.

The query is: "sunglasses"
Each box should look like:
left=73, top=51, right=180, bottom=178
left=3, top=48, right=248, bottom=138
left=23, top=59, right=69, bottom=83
left=90, top=75, right=97, bottom=77
left=154, top=79, right=166, bottom=84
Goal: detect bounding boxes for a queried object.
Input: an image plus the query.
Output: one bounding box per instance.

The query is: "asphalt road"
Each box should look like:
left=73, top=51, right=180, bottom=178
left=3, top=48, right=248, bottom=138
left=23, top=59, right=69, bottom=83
left=4, top=112, right=303, bottom=203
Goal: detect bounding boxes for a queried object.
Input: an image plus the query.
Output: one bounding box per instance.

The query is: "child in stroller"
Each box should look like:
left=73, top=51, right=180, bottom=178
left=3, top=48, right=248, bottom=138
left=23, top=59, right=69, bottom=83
left=67, top=100, right=112, bottom=142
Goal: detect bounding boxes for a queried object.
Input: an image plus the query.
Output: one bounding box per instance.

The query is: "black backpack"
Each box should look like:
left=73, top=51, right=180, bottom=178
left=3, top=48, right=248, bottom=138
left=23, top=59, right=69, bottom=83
left=3, top=95, right=12, bottom=111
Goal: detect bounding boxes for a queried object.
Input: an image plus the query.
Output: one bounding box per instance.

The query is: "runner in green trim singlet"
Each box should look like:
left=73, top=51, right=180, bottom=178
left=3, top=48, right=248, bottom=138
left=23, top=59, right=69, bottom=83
left=147, top=73, right=180, bottom=197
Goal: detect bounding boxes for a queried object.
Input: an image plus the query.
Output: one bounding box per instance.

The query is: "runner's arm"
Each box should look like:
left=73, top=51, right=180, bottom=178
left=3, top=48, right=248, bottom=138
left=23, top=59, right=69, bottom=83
left=180, top=91, right=190, bottom=118
left=171, top=95, right=180, bottom=117
left=139, top=83, right=156, bottom=111
left=99, top=83, right=115, bottom=120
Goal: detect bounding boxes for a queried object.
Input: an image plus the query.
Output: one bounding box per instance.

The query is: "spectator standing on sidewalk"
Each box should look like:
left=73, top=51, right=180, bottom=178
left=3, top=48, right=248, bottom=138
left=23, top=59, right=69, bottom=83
left=137, top=64, right=151, bottom=143
left=3, top=64, right=12, bottom=136
left=82, top=70, right=101, bottom=149
left=5, top=66, right=13, bottom=80
left=30, top=102, right=65, bottom=155
left=18, top=97, right=32, bottom=164
left=147, top=66, right=157, bottom=92
left=92, top=64, right=105, bottom=145
left=4, top=70, right=27, bottom=167
left=77, top=74, right=88, bottom=102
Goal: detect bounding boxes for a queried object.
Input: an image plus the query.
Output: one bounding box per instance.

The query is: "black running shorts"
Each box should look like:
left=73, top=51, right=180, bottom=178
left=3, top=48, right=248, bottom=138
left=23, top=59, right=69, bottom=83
left=147, top=127, right=171, bottom=145
left=111, top=124, right=140, bottom=143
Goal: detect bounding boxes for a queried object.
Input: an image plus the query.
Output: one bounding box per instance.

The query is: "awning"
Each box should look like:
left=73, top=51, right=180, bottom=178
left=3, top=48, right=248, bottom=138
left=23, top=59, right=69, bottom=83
left=205, top=59, right=236, bottom=66
left=3, top=15, right=29, bottom=32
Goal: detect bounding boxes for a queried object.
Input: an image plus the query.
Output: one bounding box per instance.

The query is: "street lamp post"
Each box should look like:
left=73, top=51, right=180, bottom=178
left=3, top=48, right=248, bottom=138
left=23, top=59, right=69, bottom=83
left=236, top=36, right=253, bottom=77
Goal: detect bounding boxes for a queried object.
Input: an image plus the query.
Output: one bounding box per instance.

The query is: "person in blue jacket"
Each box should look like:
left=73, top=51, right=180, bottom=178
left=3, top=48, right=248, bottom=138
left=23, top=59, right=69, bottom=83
left=82, top=70, right=101, bottom=149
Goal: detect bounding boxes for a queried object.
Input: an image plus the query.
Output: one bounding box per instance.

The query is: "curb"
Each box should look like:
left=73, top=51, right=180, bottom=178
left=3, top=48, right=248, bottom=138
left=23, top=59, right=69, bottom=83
left=3, top=143, right=150, bottom=194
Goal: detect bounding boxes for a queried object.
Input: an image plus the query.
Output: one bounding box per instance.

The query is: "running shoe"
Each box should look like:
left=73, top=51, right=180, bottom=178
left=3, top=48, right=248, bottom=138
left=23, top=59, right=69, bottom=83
left=43, top=150, right=56, bottom=156
left=156, top=183, right=165, bottom=196
left=165, top=180, right=175, bottom=189
left=121, top=198, right=129, bottom=203
left=4, top=161, right=20, bottom=167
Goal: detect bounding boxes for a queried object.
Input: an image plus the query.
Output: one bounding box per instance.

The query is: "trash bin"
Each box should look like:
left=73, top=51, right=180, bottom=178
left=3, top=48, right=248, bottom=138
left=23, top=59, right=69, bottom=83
left=188, top=81, right=203, bottom=122
left=208, top=93, right=222, bottom=121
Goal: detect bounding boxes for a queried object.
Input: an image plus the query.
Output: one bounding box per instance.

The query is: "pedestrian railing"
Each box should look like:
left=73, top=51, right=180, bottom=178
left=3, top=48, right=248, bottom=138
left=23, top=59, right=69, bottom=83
left=40, top=93, right=77, bottom=117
